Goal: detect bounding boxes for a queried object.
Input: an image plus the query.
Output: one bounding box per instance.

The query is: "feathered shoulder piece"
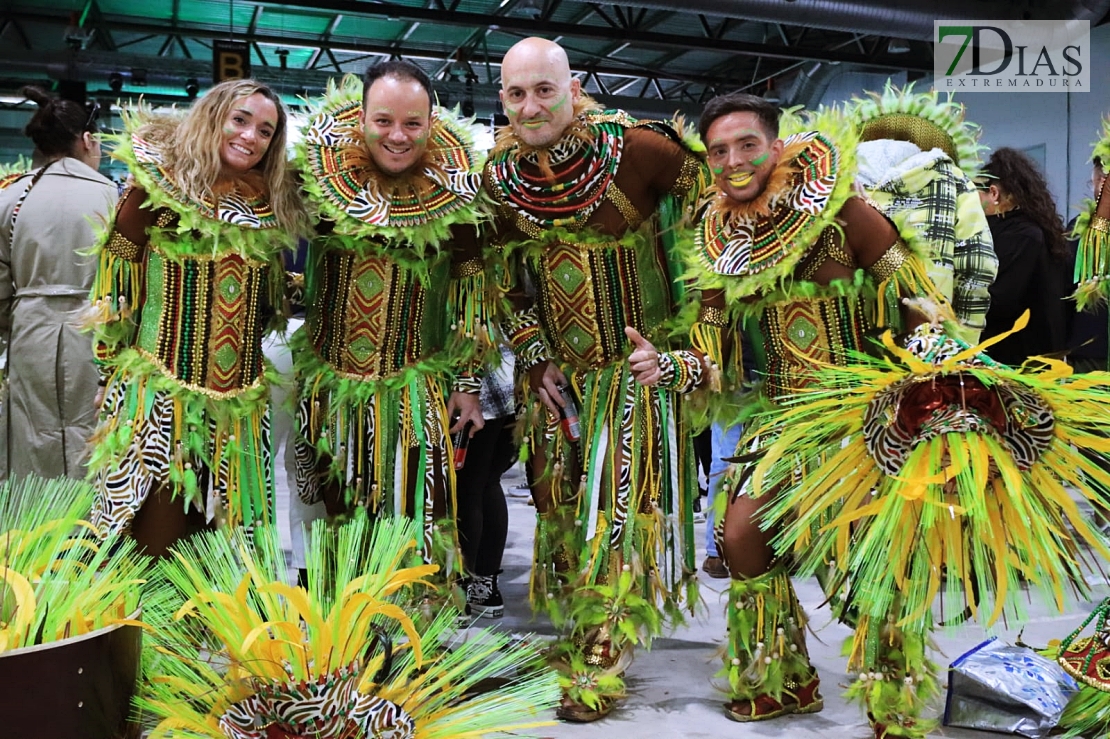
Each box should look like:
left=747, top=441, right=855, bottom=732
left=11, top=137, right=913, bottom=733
left=848, top=80, right=985, bottom=179
left=0, top=476, right=148, bottom=654
left=1073, top=115, right=1110, bottom=310
left=297, top=74, right=485, bottom=245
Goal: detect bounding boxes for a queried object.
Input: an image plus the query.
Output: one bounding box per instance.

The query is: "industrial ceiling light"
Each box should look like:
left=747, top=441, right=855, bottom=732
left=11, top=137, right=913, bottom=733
left=887, top=39, right=911, bottom=54
left=763, top=78, right=781, bottom=104
left=185, top=78, right=199, bottom=99
left=512, top=0, right=543, bottom=19
left=131, top=68, right=148, bottom=86
left=108, top=72, right=124, bottom=93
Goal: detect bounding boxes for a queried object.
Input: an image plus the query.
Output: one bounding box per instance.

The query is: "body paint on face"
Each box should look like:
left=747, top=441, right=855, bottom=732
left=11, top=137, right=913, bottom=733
left=711, top=166, right=724, bottom=175
left=750, top=152, right=769, bottom=166
left=548, top=93, right=568, bottom=112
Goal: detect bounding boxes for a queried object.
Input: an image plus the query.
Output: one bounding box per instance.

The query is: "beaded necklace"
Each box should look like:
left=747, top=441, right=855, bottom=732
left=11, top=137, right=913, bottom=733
left=487, top=115, right=624, bottom=234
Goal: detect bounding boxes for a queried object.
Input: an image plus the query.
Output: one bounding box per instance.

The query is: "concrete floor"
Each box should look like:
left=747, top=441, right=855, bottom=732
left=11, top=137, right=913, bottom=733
left=270, top=458, right=1107, bottom=739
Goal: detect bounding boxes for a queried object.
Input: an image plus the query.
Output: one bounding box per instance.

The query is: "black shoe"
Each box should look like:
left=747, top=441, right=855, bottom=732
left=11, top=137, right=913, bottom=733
left=467, top=573, right=504, bottom=619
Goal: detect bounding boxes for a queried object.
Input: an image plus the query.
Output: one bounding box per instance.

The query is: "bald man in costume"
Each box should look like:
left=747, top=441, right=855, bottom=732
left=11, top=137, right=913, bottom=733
left=484, top=37, right=704, bottom=721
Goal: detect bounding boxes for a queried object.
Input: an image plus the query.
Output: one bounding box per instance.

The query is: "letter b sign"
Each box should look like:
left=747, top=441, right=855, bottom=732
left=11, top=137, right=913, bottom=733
left=213, top=40, right=251, bottom=83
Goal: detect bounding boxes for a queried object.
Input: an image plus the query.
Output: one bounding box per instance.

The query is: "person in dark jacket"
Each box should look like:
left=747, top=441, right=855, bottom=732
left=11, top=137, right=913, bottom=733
left=978, top=147, right=1070, bottom=365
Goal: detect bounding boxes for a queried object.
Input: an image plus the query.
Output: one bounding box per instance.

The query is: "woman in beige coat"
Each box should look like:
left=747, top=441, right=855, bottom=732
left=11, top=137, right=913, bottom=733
left=0, top=86, right=117, bottom=480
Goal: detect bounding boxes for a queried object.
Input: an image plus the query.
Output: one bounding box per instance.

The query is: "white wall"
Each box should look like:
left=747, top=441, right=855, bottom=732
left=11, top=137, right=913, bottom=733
left=818, top=23, right=1110, bottom=220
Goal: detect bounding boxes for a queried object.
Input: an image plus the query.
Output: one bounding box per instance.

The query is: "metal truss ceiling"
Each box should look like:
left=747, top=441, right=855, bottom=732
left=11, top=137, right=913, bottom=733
left=3, top=0, right=941, bottom=116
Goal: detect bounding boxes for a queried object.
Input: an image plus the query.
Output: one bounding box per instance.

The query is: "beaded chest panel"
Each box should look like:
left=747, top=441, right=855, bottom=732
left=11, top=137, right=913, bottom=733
left=135, top=248, right=269, bottom=394
left=758, top=292, right=869, bottom=401
left=308, top=248, right=450, bottom=378
left=534, top=237, right=671, bottom=369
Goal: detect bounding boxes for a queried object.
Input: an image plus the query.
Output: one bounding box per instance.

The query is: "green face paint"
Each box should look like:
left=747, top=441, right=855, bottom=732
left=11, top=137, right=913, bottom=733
left=223, top=126, right=236, bottom=136
left=711, top=166, right=724, bottom=175
left=548, top=93, right=568, bottom=112
left=751, top=152, right=769, bottom=166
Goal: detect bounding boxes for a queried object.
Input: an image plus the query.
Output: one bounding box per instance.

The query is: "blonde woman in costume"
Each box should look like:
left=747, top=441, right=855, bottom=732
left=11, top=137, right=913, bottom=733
left=87, top=79, right=305, bottom=555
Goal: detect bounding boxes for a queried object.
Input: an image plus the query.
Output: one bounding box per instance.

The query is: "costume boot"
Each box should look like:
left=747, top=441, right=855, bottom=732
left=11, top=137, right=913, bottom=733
left=551, top=623, right=633, bottom=723
left=723, top=565, right=823, bottom=722
left=848, top=613, right=938, bottom=739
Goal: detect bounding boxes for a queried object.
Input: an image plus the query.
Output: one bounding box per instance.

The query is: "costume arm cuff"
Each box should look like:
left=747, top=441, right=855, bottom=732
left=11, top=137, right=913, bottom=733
left=869, top=240, right=949, bottom=331
left=501, top=308, right=552, bottom=371
left=453, top=374, right=483, bottom=394
left=657, top=350, right=704, bottom=394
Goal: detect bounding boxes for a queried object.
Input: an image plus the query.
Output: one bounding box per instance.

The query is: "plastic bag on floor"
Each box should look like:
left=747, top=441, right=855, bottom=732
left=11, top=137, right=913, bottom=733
left=944, top=637, right=1079, bottom=738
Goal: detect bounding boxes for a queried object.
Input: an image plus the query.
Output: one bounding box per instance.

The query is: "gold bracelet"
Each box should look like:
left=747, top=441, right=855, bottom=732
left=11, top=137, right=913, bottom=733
left=867, top=241, right=911, bottom=283
left=697, top=305, right=728, bottom=327
left=451, top=257, right=484, bottom=278
left=105, top=230, right=144, bottom=261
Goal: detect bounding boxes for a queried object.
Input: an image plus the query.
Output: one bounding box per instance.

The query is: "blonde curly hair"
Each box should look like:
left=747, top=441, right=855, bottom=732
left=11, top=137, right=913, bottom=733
left=157, top=79, right=306, bottom=235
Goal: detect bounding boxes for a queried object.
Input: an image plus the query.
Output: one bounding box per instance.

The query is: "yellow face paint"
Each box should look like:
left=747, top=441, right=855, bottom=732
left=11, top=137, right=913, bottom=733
left=727, top=172, right=753, bottom=188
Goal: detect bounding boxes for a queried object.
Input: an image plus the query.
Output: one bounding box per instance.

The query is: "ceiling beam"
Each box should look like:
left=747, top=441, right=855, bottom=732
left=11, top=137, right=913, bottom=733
left=89, top=0, right=933, bottom=71
left=5, top=10, right=741, bottom=88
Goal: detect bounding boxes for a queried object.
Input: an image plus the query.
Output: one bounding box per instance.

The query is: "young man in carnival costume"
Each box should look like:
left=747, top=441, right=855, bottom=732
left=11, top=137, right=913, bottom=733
left=632, top=92, right=1110, bottom=737
left=291, top=60, right=490, bottom=568
left=1051, top=118, right=1110, bottom=739
left=849, top=83, right=997, bottom=343
left=138, top=515, right=562, bottom=739
left=87, top=79, right=306, bottom=556
left=485, top=36, right=704, bottom=721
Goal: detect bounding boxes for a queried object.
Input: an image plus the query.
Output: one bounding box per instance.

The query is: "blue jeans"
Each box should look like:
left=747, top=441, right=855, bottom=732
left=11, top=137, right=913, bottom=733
left=706, top=422, right=743, bottom=558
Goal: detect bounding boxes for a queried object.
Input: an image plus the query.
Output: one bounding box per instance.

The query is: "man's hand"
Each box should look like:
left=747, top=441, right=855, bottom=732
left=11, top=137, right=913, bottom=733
left=528, top=360, right=568, bottom=417
left=447, top=391, right=484, bottom=435
left=626, top=326, right=662, bottom=386
left=94, top=385, right=106, bottom=410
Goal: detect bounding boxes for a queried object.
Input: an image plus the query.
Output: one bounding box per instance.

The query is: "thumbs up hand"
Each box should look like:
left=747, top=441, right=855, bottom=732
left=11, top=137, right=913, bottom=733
left=625, top=326, right=663, bottom=386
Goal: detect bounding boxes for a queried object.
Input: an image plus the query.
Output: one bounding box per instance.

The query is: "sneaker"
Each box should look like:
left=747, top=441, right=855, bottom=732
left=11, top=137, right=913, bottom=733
left=467, top=573, right=504, bottom=619
left=701, top=556, right=729, bottom=579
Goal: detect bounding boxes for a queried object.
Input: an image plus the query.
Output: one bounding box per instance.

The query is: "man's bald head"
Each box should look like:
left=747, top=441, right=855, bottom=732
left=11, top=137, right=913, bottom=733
left=502, top=37, right=572, bottom=89
left=500, top=37, right=581, bottom=147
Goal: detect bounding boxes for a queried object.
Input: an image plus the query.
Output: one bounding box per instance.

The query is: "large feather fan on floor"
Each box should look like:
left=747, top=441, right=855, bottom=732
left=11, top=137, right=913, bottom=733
left=140, top=513, right=560, bottom=738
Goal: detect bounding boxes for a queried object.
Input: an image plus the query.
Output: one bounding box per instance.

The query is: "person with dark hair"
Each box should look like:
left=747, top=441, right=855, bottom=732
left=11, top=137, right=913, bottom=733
left=291, top=61, right=489, bottom=568
left=638, top=94, right=1110, bottom=739
left=486, top=36, right=704, bottom=722
left=630, top=92, right=942, bottom=733
left=455, top=344, right=517, bottom=620
left=86, top=79, right=306, bottom=556
left=978, top=146, right=1069, bottom=365
left=0, top=86, right=117, bottom=481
